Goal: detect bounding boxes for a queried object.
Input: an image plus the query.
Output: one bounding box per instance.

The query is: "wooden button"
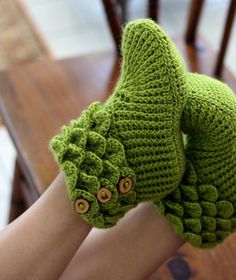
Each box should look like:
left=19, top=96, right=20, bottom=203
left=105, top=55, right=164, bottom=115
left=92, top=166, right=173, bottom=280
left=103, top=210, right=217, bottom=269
left=97, top=187, right=112, bottom=203
left=74, top=199, right=89, bottom=214
left=118, top=177, right=133, bottom=193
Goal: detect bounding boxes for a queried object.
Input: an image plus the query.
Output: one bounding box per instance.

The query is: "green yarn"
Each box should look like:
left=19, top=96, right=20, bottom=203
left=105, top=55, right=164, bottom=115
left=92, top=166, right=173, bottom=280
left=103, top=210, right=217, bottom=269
left=50, top=19, right=236, bottom=248
left=51, top=19, right=186, bottom=228
left=158, top=74, right=236, bottom=248
left=182, top=74, right=236, bottom=247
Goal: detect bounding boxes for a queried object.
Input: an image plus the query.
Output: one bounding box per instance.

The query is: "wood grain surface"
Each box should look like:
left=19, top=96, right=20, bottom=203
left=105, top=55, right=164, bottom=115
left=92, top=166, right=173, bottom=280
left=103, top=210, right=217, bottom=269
left=0, top=52, right=119, bottom=194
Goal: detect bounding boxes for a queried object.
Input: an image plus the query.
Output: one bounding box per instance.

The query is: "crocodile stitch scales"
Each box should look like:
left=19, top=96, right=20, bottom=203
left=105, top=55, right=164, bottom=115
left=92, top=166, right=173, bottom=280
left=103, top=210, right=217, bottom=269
left=50, top=19, right=236, bottom=248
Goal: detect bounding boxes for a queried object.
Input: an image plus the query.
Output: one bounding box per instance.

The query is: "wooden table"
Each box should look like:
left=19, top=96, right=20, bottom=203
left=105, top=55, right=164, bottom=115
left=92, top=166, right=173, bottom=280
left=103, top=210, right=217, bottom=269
left=1, top=45, right=236, bottom=279
left=0, top=52, right=119, bottom=210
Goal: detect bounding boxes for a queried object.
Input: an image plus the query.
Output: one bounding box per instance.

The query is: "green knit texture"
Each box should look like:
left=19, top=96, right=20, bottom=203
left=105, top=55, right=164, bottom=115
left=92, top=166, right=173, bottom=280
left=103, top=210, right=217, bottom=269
left=50, top=19, right=186, bottom=228
left=50, top=19, right=236, bottom=248
left=155, top=73, right=236, bottom=248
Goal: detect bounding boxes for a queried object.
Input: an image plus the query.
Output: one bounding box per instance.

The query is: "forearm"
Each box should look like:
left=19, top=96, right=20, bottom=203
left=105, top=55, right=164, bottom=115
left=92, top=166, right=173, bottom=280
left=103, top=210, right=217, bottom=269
left=61, top=202, right=184, bottom=280
left=0, top=173, right=91, bottom=280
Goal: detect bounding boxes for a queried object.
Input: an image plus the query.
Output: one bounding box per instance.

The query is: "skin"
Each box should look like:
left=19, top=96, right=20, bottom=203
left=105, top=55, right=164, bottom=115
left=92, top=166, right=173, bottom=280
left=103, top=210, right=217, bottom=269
left=60, top=202, right=184, bottom=280
left=0, top=173, right=91, bottom=280
left=0, top=173, right=184, bottom=280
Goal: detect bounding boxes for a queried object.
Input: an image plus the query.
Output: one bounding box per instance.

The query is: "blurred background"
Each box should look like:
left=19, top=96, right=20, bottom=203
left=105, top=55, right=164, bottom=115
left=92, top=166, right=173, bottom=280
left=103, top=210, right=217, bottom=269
left=21, top=0, right=236, bottom=63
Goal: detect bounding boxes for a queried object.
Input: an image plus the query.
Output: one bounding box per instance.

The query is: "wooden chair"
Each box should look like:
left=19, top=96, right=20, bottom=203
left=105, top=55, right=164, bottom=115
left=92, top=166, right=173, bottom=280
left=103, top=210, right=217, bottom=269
left=102, top=0, right=236, bottom=77
left=102, top=0, right=159, bottom=55
left=185, top=0, right=236, bottom=77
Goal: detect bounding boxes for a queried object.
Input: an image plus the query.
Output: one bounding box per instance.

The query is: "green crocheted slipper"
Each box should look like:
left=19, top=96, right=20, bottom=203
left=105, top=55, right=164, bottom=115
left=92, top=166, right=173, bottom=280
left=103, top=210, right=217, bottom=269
left=50, top=19, right=236, bottom=249
left=50, top=19, right=187, bottom=228
left=156, top=73, right=236, bottom=248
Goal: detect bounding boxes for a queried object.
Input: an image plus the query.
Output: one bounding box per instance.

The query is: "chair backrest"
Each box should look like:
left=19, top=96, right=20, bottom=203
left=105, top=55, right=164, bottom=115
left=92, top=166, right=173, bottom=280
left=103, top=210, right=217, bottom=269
left=102, top=0, right=159, bottom=55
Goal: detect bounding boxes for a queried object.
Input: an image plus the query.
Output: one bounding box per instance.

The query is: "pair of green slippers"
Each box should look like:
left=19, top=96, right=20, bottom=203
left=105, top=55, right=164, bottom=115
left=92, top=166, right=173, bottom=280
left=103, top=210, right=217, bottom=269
left=51, top=19, right=236, bottom=248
